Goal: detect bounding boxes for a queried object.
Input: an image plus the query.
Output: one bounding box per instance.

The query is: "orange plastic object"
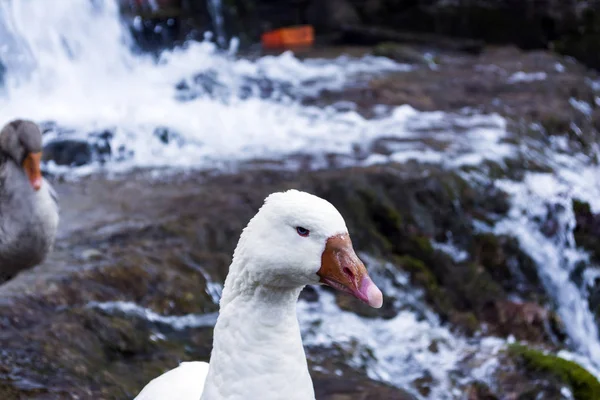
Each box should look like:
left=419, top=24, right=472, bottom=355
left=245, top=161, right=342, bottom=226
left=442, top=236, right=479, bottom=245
left=261, top=25, right=314, bottom=49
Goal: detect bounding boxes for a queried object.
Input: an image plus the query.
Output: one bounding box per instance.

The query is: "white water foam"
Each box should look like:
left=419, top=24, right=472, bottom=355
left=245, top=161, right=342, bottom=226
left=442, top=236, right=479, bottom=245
left=298, top=254, right=506, bottom=399
left=494, top=164, right=600, bottom=371
left=88, top=300, right=218, bottom=330
left=0, top=0, right=514, bottom=176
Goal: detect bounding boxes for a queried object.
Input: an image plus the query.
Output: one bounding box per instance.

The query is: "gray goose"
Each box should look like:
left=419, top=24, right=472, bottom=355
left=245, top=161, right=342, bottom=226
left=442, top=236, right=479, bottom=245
left=0, top=119, right=59, bottom=282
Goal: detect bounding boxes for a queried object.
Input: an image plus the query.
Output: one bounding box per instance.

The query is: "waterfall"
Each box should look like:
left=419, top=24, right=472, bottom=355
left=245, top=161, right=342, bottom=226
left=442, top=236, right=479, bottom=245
left=207, top=0, right=226, bottom=48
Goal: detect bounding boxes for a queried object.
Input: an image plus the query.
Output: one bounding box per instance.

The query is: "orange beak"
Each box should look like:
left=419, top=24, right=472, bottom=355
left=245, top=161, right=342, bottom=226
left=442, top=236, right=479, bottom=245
left=22, top=152, right=43, bottom=191
left=317, top=234, right=383, bottom=308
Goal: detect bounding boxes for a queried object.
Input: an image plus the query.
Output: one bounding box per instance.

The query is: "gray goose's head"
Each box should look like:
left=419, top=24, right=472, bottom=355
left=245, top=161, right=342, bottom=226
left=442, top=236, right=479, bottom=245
left=0, top=119, right=43, bottom=191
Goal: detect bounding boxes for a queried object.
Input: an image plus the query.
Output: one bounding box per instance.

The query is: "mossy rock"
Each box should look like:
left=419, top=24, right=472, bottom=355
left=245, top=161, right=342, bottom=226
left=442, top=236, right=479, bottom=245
left=471, top=233, right=543, bottom=302
left=508, top=344, right=600, bottom=400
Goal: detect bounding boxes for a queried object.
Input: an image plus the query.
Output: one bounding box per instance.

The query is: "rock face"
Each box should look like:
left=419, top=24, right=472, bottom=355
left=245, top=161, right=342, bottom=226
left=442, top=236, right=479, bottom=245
left=152, top=0, right=600, bottom=69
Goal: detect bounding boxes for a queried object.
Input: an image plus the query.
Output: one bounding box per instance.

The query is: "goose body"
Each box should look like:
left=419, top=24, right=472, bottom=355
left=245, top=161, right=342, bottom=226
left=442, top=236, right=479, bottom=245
left=135, top=190, right=382, bottom=400
left=0, top=120, right=59, bottom=281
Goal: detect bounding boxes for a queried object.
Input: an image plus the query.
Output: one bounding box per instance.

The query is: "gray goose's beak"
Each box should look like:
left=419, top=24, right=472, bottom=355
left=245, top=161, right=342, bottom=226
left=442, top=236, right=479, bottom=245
left=22, top=152, right=43, bottom=191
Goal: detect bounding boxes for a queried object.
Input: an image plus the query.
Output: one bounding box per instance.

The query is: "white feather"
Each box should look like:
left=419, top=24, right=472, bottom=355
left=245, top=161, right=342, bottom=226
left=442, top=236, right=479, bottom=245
left=135, top=362, right=209, bottom=400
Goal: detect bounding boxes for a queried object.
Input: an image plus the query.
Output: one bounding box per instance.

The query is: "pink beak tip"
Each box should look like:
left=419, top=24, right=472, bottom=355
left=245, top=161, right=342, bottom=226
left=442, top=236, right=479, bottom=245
left=32, top=178, right=43, bottom=191
left=360, top=277, right=383, bottom=309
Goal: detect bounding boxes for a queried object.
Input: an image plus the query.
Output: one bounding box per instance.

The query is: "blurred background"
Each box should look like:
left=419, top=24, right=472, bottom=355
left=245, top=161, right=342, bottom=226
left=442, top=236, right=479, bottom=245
left=1, top=0, right=600, bottom=399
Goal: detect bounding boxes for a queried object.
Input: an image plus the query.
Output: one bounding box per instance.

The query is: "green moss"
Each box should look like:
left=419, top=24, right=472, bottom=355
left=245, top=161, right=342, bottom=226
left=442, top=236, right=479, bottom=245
left=509, top=344, right=600, bottom=400
left=408, top=235, right=434, bottom=258
left=396, top=256, right=437, bottom=290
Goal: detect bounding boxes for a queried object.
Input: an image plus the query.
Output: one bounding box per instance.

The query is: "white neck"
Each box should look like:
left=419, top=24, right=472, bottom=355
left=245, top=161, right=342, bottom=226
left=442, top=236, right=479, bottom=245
left=200, top=258, right=315, bottom=400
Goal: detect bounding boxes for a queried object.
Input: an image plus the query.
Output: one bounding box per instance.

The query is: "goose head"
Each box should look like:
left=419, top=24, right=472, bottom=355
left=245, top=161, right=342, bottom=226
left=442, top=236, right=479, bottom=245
left=235, top=189, right=383, bottom=308
left=0, top=120, right=43, bottom=191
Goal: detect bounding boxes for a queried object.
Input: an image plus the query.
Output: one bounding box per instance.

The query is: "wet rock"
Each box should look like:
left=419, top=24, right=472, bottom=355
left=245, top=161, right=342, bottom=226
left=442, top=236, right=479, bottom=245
left=373, top=42, right=430, bottom=65
left=299, top=286, right=320, bottom=303
left=572, top=199, right=600, bottom=262
left=306, top=0, right=360, bottom=32
left=37, top=120, right=65, bottom=135
left=0, top=60, right=5, bottom=87
left=308, top=345, right=416, bottom=400
left=465, top=382, right=498, bottom=400
left=413, top=372, right=434, bottom=398
left=153, top=126, right=182, bottom=145
left=89, top=129, right=113, bottom=163
left=42, top=139, right=93, bottom=166
left=341, top=24, right=484, bottom=54
left=313, top=373, right=417, bottom=400
left=590, top=277, right=600, bottom=328
left=482, top=300, right=565, bottom=344
left=334, top=289, right=398, bottom=319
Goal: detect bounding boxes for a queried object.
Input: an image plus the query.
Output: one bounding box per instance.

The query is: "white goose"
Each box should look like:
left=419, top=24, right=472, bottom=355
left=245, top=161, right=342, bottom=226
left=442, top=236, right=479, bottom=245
left=135, top=189, right=383, bottom=400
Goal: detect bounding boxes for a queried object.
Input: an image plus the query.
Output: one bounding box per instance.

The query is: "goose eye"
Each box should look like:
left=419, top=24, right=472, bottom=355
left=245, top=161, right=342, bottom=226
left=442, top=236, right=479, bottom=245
left=296, top=226, right=310, bottom=237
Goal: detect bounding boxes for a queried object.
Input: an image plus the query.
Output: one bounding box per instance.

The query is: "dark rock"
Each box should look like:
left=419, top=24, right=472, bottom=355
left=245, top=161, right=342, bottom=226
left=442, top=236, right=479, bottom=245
left=153, top=126, right=182, bottom=145
left=340, top=24, right=484, bottom=54
left=306, top=0, right=361, bottom=32
left=334, top=289, right=398, bottom=319
left=299, top=286, right=319, bottom=303
left=308, top=345, right=417, bottom=400
left=37, top=121, right=77, bottom=136
left=89, top=129, right=114, bottom=163
left=465, top=381, right=498, bottom=400
left=42, top=139, right=93, bottom=166
left=372, top=42, right=430, bottom=64
left=590, top=276, right=600, bottom=328
left=0, top=59, right=5, bottom=87
left=313, top=373, right=417, bottom=400
left=572, top=199, right=600, bottom=262
left=481, top=300, right=564, bottom=344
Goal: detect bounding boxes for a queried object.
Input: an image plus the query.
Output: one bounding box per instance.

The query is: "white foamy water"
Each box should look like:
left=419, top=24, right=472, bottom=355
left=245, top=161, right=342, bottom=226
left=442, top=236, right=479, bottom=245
left=494, top=163, right=600, bottom=371
left=88, top=300, right=219, bottom=330
left=298, top=255, right=507, bottom=399
left=0, top=0, right=511, bottom=175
